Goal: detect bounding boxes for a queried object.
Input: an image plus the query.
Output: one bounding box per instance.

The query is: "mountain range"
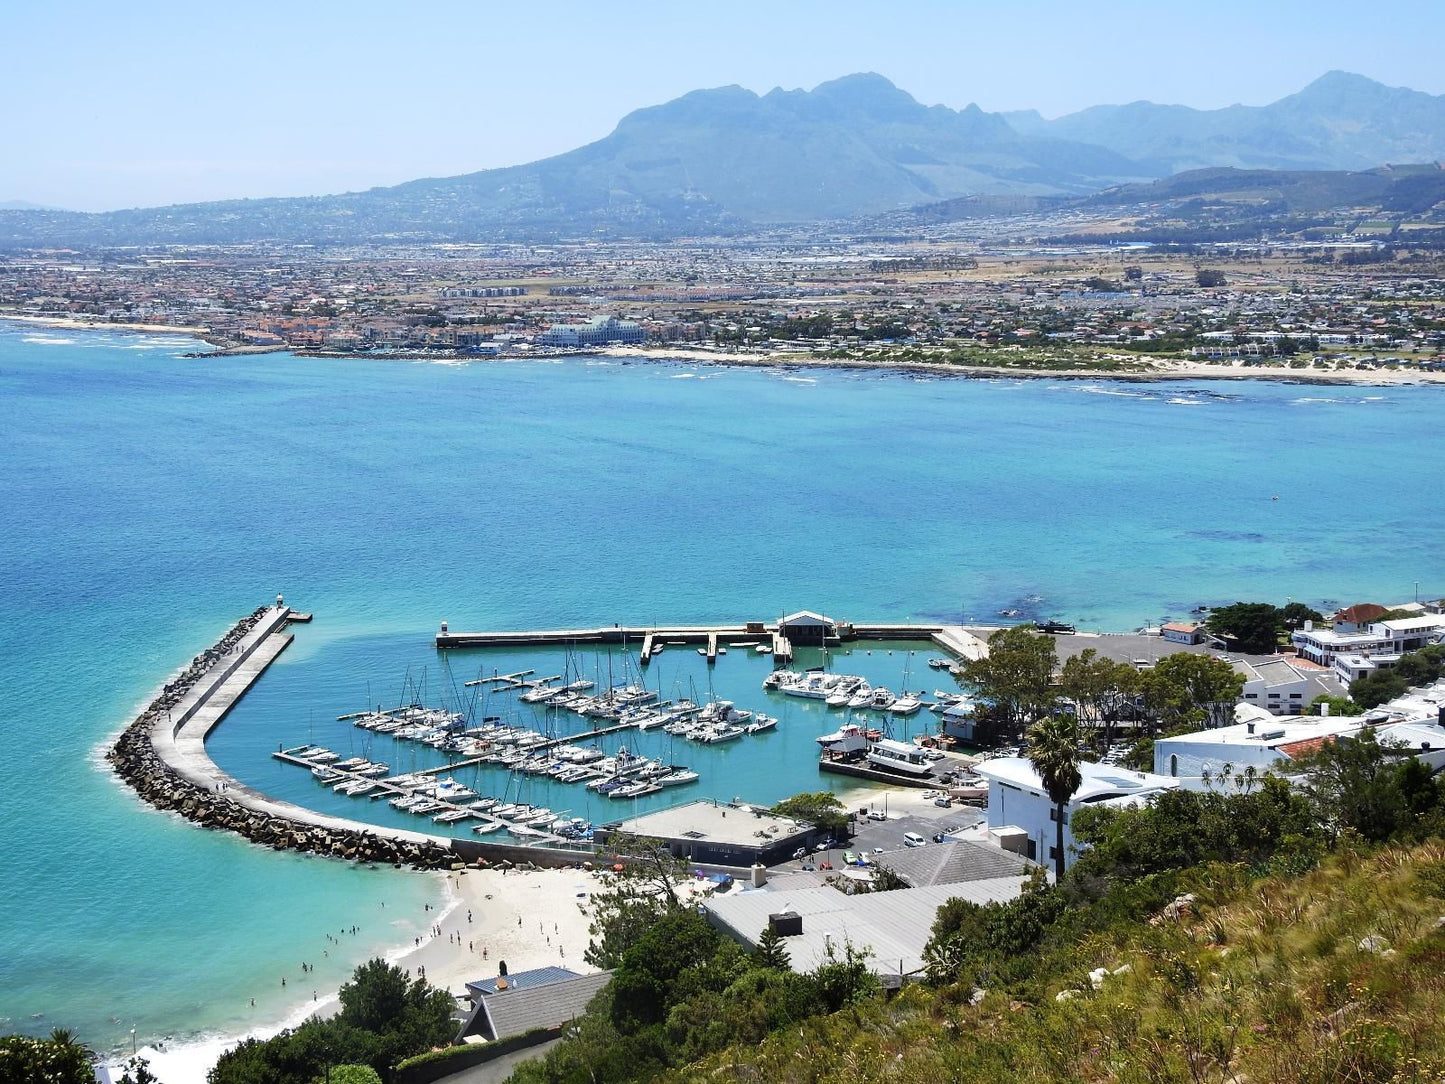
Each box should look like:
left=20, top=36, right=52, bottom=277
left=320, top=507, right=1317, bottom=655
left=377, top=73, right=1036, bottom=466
left=3, top=71, right=1444, bottom=246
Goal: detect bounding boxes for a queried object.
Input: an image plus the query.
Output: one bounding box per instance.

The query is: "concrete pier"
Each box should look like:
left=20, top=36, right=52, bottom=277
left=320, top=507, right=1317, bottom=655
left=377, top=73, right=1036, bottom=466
left=435, top=618, right=992, bottom=669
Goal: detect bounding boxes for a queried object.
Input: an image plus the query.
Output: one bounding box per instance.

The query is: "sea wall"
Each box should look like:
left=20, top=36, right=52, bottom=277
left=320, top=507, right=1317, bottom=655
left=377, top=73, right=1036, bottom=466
left=106, top=606, right=593, bottom=872
left=107, top=606, right=456, bottom=870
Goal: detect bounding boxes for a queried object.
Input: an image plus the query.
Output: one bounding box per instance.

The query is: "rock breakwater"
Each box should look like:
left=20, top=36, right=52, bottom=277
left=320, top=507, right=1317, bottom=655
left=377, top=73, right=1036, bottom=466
left=106, top=606, right=454, bottom=871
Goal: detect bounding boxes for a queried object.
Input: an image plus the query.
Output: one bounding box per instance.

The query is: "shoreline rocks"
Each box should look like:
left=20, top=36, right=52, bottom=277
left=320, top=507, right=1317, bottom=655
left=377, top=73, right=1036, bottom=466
left=106, top=606, right=454, bottom=872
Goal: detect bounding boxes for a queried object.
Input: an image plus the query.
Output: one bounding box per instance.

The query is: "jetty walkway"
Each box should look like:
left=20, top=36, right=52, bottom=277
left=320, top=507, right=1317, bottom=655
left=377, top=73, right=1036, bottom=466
left=436, top=618, right=992, bottom=667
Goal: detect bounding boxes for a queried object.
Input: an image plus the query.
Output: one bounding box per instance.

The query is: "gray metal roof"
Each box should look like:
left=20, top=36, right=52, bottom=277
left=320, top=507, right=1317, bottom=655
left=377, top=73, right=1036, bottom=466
left=466, top=965, right=580, bottom=997
left=704, top=878, right=1027, bottom=979
left=471, top=970, right=614, bottom=1042
left=873, top=838, right=1035, bottom=888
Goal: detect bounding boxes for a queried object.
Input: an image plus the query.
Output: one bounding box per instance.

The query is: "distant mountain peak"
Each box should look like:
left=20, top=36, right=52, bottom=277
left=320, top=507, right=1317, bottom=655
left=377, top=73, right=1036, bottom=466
left=5, top=70, right=1444, bottom=245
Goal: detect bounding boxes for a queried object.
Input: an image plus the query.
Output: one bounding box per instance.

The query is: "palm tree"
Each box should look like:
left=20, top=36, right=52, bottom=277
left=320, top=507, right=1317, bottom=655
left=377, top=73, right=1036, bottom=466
left=1025, top=714, right=1083, bottom=881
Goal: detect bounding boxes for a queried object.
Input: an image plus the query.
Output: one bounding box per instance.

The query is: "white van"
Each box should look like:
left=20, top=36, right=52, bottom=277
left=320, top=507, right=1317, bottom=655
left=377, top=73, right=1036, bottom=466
left=902, top=832, right=926, bottom=848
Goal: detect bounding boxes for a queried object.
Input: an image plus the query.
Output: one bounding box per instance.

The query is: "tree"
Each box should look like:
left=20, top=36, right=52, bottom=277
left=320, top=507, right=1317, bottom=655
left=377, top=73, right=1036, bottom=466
left=1070, top=774, right=1318, bottom=883
left=808, top=939, right=878, bottom=1013
left=752, top=924, right=791, bottom=970
left=770, top=792, right=849, bottom=836
left=609, top=911, right=727, bottom=1034
left=1141, top=652, right=1245, bottom=730
left=1025, top=714, right=1083, bottom=880
left=1204, top=602, right=1283, bottom=654
left=585, top=834, right=691, bottom=968
left=337, top=959, right=453, bottom=1055
left=1350, top=669, right=1409, bottom=710
left=1059, top=648, right=1140, bottom=745
left=961, top=625, right=1059, bottom=738
left=1308, top=693, right=1358, bottom=717
left=0, top=1034, right=95, bottom=1084
left=1196, top=269, right=1227, bottom=287
left=1280, top=601, right=1323, bottom=629
left=1299, top=729, right=1441, bottom=842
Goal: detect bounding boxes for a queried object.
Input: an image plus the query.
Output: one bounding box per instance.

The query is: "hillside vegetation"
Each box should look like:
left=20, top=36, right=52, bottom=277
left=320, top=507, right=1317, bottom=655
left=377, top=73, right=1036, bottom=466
left=670, top=839, right=1445, bottom=1083
left=511, top=736, right=1445, bottom=1084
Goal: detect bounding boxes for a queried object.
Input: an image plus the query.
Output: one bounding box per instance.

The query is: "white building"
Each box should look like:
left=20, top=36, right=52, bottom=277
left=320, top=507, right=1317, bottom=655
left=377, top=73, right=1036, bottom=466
left=1156, top=683, right=1445, bottom=779
left=1291, top=614, right=1445, bottom=678
left=538, top=315, right=646, bottom=347
left=1236, top=657, right=1314, bottom=716
left=974, top=758, right=1179, bottom=870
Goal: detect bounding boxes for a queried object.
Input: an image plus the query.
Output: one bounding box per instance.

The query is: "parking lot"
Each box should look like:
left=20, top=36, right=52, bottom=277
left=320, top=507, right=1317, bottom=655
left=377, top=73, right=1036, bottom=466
left=782, top=786, right=987, bottom=870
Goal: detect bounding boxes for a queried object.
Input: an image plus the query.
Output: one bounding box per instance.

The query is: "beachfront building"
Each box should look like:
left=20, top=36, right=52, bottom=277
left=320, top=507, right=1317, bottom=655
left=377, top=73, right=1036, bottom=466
left=456, top=967, right=613, bottom=1045
left=1290, top=614, right=1445, bottom=680
left=1161, top=621, right=1205, bottom=645
left=539, top=315, right=646, bottom=347
left=973, top=758, right=1180, bottom=870
left=597, top=798, right=821, bottom=867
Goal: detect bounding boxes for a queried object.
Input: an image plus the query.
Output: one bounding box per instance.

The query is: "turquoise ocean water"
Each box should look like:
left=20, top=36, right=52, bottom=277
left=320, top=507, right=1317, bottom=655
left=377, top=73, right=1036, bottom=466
left=1, top=323, right=1441, bottom=1056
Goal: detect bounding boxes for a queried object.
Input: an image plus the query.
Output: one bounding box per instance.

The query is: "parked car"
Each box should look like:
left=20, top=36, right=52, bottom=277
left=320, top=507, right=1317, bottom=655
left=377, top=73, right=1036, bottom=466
left=934, top=796, right=952, bottom=807
left=866, top=810, right=888, bottom=822
left=903, top=832, right=926, bottom=848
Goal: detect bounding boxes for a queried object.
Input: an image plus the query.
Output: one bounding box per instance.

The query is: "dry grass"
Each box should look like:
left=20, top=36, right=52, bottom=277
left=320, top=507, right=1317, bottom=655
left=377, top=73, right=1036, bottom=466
left=668, top=841, right=1445, bottom=1083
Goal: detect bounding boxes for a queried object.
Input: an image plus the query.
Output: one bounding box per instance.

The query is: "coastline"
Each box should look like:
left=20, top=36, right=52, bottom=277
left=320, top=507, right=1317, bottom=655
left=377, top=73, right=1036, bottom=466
left=6, top=313, right=1439, bottom=387
left=125, top=865, right=608, bottom=1084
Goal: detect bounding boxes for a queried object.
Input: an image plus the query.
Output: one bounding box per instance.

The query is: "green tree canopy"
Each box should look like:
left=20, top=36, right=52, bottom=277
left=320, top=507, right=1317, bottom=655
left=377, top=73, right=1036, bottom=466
left=1058, top=648, right=1140, bottom=745
left=0, top=1034, right=95, bottom=1084
left=961, top=625, right=1059, bottom=737
left=586, top=834, right=691, bottom=969
left=1299, top=729, right=1443, bottom=842
left=1141, top=652, right=1245, bottom=730
left=770, top=791, right=849, bottom=835
left=1204, top=602, right=1284, bottom=654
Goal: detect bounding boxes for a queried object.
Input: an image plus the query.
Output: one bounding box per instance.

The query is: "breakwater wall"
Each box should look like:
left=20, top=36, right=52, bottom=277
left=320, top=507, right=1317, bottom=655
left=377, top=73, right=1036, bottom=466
left=107, top=604, right=592, bottom=871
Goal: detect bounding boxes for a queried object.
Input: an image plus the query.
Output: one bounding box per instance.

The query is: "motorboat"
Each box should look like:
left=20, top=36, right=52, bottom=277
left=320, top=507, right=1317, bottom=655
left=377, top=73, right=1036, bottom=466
left=698, top=724, right=745, bottom=743
left=816, top=724, right=869, bottom=755
left=891, top=693, right=923, bottom=715
left=846, top=683, right=874, bottom=710
left=746, top=716, right=777, bottom=735
left=866, top=738, right=934, bottom=777
left=763, top=669, right=802, bottom=690
left=867, top=687, right=896, bottom=711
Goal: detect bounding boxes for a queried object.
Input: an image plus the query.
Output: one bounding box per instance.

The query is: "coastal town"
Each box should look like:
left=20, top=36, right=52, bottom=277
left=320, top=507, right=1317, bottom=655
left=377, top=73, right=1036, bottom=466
left=97, top=586, right=1445, bottom=1079
left=4, top=214, right=1445, bottom=380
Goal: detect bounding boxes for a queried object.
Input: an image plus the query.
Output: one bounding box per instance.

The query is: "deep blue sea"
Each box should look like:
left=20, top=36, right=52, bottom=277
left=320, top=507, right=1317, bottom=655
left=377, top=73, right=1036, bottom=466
left=1, top=323, right=1441, bottom=1059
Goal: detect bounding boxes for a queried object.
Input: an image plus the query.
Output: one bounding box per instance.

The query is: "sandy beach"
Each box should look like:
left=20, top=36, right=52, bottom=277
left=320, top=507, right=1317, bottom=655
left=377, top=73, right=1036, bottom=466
left=0, top=312, right=205, bottom=336
left=604, top=345, right=1445, bottom=386
left=122, top=864, right=620, bottom=1084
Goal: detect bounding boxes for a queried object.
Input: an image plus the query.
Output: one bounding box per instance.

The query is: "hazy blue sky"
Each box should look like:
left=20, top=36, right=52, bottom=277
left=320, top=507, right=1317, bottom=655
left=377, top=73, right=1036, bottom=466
left=6, top=0, right=1444, bottom=211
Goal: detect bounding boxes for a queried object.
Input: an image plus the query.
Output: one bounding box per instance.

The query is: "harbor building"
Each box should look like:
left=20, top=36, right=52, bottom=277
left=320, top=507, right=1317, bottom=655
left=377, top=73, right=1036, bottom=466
left=776, top=610, right=839, bottom=647
left=597, top=799, right=821, bottom=867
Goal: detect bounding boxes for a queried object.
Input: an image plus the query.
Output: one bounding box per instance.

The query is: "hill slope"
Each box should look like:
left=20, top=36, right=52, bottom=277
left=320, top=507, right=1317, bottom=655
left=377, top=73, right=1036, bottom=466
left=0, top=74, right=1150, bottom=246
